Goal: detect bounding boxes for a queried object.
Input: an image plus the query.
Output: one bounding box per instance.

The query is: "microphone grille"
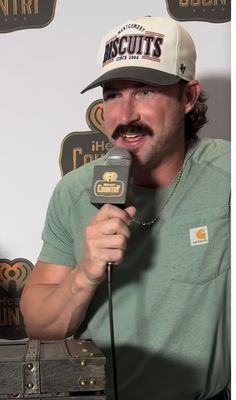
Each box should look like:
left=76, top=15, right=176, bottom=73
left=106, top=147, right=132, bottom=166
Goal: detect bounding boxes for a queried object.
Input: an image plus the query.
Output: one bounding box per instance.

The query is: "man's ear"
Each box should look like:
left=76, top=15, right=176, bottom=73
left=184, top=80, right=201, bottom=114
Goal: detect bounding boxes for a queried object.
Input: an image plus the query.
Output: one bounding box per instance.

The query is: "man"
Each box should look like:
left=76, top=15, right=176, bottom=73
left=20, top=16, right=230, bottom=400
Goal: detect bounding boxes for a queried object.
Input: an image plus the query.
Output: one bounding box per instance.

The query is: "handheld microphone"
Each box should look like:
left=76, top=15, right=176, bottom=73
left=90, top=147, right=132, bottom=208
left=90, top=146, right=133, bottom=400
left=90, top=147, right=132, bottom=400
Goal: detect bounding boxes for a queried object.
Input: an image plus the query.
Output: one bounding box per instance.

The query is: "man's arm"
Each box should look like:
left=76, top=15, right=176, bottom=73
left=20, top=204, right=136, bottom=340
left=20, top=261, right=99, bottom=340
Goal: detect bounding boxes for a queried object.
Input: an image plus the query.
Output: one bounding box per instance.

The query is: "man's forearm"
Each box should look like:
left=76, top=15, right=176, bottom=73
left=20, top=267, right=98, bottom=340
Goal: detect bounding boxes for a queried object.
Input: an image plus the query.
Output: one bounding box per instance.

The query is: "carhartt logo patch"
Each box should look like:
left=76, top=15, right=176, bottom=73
left=190, top=226, right=209, bottom=246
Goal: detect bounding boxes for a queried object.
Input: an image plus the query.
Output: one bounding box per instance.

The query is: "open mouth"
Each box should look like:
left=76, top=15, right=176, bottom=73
left=117, top=132, right=147, bottom=147
left=113, top=124, right=152, bottom=140
left=120, top=133, right=144, bottom=139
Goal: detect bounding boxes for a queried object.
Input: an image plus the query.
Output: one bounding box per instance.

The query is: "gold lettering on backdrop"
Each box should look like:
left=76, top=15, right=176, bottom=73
left=179, top=0, right=226, bottom=5
left=72, top=141, right=112, bottom=169
left=34, top=0, right=38, bottom=13
left=22, top=0, right=38, bottom=15
left=91, top=140, right=111, bottom=152
left=13, top=0, right=17, bottom=14
left=167, top=0, right=230, bottom=22
left=0, top=296, right=19, bottom=306
left=0, top=0, right=8, bottom=16
left=0, top=307, right=21, bottom=326
left=0, top=297, right=21, bottom=326
left=84, top=154, right=94, bottom=164
left=0, top=0, right=39, bottom=16
left=73, top=147, right=83, bottom=170
left=84, top=153, right=107, bottom=164
left=22, top=0, right=31, bottom=14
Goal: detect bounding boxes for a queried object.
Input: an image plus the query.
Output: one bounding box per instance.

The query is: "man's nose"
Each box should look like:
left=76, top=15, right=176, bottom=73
left=117, top=97, right=140, bottom=125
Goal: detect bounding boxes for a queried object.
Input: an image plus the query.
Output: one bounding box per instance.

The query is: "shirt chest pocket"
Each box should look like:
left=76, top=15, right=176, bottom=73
left=162, top=206, right=230, bottom=285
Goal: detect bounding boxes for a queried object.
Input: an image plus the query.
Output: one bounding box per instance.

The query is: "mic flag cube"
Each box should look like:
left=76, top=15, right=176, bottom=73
left=91, top=147, right=132, bottom=208
left=91, top=165, right=131, bottom=208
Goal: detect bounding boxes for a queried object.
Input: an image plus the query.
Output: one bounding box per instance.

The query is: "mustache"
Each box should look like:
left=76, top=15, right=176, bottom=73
left=112, top=123, right=154, bottom=138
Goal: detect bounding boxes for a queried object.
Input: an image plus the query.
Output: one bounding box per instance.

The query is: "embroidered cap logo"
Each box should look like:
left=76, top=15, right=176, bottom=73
left=103, top=32, right=164, bottom=66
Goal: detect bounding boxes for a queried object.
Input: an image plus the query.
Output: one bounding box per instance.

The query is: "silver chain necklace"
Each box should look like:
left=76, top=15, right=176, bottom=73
left=132, top=167, right=184, bottom=227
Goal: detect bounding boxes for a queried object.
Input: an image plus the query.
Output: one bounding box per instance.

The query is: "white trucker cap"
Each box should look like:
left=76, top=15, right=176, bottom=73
left=81, top=16, right=196, bottom=94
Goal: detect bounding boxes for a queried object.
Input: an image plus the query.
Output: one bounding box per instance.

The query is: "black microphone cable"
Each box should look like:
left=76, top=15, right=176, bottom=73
left=107, top=261, right=119, bottom=400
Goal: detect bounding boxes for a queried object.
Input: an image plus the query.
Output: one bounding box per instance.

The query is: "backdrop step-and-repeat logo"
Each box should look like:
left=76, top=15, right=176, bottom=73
left=0, top=258, right=33, bottom=339
left=60, top=100, right=111, bottom=176
left=165, top=0, right=230, bottom=22
left=0, top=0, right=57, bottom=33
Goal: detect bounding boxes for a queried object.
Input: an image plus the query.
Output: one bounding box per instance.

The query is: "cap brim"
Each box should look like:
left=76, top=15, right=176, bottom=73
left=81, top=66, right=181, bottom=94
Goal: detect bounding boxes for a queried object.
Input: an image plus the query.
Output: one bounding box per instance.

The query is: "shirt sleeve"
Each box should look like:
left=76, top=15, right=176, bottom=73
left=38, top=179, right=76, bottom=267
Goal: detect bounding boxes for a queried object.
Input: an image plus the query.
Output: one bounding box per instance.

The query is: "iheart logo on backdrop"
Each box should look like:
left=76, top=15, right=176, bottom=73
left=165, top=0, right=230, bottom=23
left=0, top=0, right=57, bottom=33
left=60, top=99, right=111, bottom=176
left=0, top=258, right=33, bottom=339
left=0, top=258, right=33, bottom=292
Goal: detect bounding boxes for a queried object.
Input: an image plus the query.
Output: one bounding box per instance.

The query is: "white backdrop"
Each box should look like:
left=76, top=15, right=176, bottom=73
left=0, top=0, right=231, bottom=264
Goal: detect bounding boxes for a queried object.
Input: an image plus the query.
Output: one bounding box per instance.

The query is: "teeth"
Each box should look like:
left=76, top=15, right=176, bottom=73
left=121, top=134, right=140, bottom=138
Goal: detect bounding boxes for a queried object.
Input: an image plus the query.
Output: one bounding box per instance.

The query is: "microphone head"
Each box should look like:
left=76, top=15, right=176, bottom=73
left=106, top=147, right=132, bottom=167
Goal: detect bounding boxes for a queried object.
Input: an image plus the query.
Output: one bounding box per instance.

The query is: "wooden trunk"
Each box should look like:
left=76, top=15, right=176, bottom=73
left=0, top=338, right=106, bottom=399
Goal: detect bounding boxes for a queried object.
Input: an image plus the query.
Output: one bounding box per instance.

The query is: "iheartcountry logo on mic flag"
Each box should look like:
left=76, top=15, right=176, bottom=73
left=91, top=147, right=132, bottom=209
left=93, top=171, right=125, bottom=197
left=91, top=166, right=129, bottom=208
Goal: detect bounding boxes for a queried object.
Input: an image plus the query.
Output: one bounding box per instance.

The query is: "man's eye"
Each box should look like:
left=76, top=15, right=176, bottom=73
left=103, top=92, right=119, bottom=101
left=138, top=88, right=156, bottom=96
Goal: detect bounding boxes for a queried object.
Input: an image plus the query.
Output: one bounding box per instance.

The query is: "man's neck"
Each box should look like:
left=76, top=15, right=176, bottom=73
left=133, top=146, right=187, bottom=188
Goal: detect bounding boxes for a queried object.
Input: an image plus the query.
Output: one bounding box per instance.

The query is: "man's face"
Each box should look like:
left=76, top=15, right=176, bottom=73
left=103, top=80, right=188, bottom=170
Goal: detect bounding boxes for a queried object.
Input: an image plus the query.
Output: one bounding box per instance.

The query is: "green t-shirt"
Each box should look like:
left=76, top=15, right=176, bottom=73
left=39, top=138, right=230, bottom=400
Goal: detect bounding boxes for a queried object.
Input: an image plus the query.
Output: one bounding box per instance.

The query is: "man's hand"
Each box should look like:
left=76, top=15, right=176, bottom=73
left=79, top=204, right=136, bottom=285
